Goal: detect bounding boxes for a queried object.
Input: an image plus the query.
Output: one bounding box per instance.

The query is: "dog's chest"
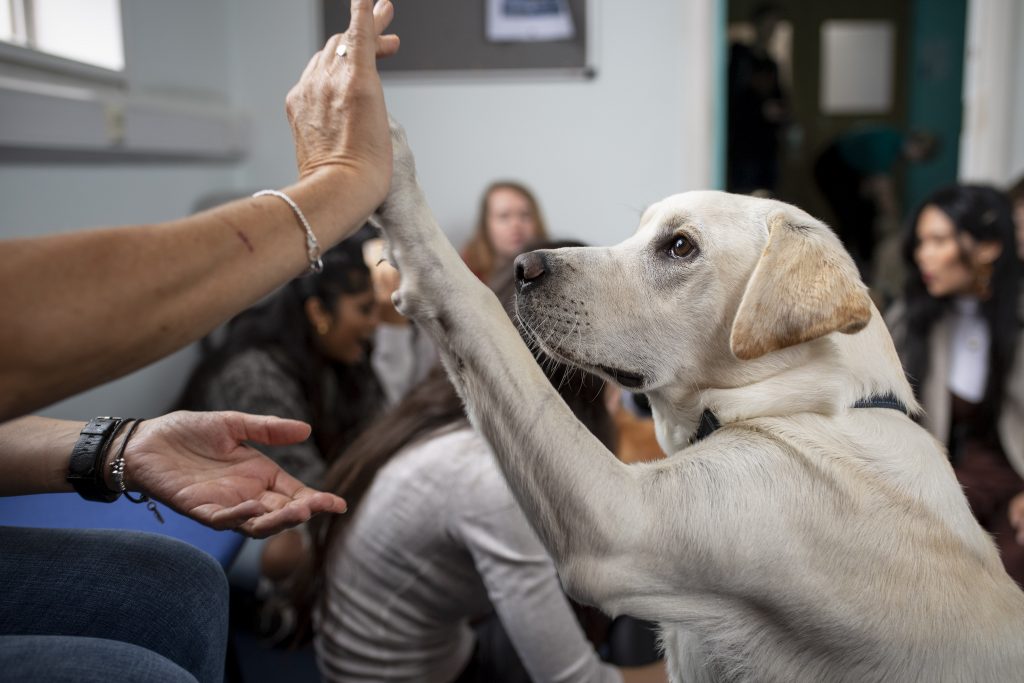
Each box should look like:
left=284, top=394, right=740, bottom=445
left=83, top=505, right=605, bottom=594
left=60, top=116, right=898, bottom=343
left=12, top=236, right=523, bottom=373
left=662, top=626, right=720, bottom=683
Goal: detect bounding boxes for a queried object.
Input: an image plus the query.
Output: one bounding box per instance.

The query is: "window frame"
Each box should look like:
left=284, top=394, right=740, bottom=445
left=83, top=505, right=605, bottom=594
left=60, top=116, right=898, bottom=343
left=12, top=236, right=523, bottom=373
left=0, top=0, right=247, bottom=163
left=0, top=0, right=126, bottom=84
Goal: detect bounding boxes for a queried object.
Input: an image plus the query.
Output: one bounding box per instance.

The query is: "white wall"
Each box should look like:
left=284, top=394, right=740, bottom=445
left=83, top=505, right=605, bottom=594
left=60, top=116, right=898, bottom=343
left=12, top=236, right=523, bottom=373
left=225, top=0, right=320, bottom=189
left=228, top=0, right=719, bottom=247
left=959, top=0, right=1024, bottom=185
left=1010, top=3, right=1024, bottom=182
left=0, top=0, right=240, bottom=420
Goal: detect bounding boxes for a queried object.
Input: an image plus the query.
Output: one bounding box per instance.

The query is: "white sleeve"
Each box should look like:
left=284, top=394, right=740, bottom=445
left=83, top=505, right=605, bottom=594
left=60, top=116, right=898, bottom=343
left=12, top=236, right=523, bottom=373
left=454, top=470, right=622, bottom=683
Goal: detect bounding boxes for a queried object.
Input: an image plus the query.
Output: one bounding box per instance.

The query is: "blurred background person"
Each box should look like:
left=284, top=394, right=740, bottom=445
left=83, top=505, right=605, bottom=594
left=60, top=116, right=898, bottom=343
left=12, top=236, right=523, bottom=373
left=461, top=181, right=549, bottom=285
left=362, top=234, right=438, bottom=405
left=814, top=125, right=937, bottom=279
left=177, top=242, right=388, bottom=645
left=726, top=2, right=790, bottom=196
left=1008, top=175, right=1024, bottom=264
left=886, top=183, right=1023, bottom=586
left=178, top=244, right=385, bottom=486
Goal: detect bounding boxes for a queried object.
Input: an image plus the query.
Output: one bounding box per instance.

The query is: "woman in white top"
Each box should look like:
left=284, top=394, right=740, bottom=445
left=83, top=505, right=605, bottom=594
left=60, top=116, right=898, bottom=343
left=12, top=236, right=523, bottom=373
left=306, top=244, right=665, bottom=683
left=886, top=184, right=1023, bottom=585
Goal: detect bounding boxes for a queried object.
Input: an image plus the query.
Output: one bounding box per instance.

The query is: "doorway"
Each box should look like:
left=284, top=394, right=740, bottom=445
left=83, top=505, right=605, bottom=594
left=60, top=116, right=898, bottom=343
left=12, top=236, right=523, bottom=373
left=723, top=0, right=966, bottom=280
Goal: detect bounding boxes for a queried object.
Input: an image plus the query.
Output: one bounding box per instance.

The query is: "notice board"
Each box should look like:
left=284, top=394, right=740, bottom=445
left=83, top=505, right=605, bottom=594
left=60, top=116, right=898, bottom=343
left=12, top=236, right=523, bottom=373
left=322, top=0, right=591, bottom=76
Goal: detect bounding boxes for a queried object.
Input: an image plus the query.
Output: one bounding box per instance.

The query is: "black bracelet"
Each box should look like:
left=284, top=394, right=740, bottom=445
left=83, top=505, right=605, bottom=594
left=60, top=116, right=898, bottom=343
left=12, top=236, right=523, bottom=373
left=108, top=418, right=163, bottom=524
left=67, top=416, right=127, bottom=503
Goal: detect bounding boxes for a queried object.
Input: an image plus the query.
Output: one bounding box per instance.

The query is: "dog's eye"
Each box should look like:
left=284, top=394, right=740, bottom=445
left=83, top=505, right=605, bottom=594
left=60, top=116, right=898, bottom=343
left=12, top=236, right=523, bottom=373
left=667, top=235, right=695, bottom=259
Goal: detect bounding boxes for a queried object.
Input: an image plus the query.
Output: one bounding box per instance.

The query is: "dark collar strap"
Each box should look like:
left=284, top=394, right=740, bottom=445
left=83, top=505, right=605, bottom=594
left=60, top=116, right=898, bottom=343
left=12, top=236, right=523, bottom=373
left=691, top=394, right=909, bottom=444
left=693, top=409, right=722, bottom=443
left=851, top=394, right=908, bottom=412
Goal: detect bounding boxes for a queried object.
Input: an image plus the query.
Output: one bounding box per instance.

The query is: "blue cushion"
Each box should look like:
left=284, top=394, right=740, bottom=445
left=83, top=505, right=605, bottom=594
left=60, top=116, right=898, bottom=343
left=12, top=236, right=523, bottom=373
left=0, top=493, right=244, bottom=567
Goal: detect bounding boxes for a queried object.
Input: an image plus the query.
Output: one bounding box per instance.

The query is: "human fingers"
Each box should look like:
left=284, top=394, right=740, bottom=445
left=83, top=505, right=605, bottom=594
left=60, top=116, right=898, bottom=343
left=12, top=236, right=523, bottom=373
left=245, top=493, right=346, bottom=538
left=196, top=500, right=267, bottom=531
left=346, top=0, right=376, bottom=68
left=295, top=489, right=348, bottom=515
left=256, top=487, right=346, bottom=523
left=319, top=32, right=347, bottom=70
left=377, top=34, right=400, bottom=58
left=232, top=412, right=312, bottom=447
left=241, top=500, right=315, bottom=538
left=321, top=31, right=397, bottom=65
left=263, top=480, right=347, bottom=513
left=373, top=0, right=394, bottom=35
left=372, top=0, right=400, bottom=58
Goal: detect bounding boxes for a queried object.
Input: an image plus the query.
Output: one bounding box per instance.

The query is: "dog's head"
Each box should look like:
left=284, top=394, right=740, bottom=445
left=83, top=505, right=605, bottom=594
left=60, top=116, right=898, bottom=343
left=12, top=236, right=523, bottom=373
left=514, top=191, right=872, bottom=400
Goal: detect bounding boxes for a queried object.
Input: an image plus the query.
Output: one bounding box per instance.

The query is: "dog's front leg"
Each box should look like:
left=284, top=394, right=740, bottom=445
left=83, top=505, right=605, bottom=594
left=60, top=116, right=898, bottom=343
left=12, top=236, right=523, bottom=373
left=375, top=123, right=645, bottom=609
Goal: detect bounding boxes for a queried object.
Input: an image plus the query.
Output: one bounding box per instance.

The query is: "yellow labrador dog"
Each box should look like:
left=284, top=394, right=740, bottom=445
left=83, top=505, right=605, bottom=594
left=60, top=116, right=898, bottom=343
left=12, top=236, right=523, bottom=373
left=374, top=122, right=1024, bottom=682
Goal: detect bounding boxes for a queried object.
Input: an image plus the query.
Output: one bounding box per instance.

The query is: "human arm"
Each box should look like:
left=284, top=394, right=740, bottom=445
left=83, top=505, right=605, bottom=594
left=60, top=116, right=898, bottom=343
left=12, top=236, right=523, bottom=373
left=0, top=0, right=399, bottom=422
left=0, top=411, right=346, bottom=537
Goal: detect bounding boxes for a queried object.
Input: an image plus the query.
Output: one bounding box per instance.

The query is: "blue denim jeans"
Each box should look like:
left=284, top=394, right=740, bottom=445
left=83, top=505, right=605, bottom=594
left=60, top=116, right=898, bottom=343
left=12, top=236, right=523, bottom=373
left=0, top=526, right=228, bottom=682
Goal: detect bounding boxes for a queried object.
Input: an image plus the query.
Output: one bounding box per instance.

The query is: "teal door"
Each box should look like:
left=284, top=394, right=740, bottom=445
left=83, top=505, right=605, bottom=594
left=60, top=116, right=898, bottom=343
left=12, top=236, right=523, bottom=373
left=905, top=0, right=967, bottom=216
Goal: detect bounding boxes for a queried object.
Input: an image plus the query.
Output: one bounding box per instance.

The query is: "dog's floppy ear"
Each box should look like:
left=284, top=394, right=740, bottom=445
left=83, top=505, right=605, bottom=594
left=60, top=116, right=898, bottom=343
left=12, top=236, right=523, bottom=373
left=730, top=209, right=872, bottom=361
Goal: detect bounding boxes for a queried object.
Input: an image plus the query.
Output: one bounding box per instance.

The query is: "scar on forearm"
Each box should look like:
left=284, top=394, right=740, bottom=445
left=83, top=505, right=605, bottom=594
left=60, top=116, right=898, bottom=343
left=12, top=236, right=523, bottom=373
left=209, top=211, right=255, bottom=254
left=235, top=230, right=255, bottom=253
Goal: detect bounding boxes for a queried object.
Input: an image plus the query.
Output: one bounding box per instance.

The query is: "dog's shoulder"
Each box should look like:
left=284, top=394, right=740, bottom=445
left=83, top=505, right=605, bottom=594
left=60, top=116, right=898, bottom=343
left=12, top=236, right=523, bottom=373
left=647, top=421, right=811, bottom=507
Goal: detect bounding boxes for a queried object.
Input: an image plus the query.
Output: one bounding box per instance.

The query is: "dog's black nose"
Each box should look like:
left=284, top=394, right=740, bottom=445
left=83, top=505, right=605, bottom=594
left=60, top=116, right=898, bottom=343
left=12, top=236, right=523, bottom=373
left=514, top=252, right=548, bottom=293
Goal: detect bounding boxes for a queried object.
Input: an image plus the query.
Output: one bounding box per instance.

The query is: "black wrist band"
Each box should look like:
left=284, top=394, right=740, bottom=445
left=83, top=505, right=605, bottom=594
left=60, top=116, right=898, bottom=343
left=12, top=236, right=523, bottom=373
left=67, top=416, right=125, bottom=503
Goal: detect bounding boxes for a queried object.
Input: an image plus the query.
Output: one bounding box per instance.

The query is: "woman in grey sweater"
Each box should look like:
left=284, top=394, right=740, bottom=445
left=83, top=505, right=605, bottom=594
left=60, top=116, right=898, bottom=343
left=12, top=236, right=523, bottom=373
left=178, top=243, right=386, bottom=486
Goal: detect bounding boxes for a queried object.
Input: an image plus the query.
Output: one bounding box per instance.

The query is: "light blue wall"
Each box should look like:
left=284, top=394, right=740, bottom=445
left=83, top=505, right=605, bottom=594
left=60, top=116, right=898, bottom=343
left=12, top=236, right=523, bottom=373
left=0, top=0, right=241, bottom=420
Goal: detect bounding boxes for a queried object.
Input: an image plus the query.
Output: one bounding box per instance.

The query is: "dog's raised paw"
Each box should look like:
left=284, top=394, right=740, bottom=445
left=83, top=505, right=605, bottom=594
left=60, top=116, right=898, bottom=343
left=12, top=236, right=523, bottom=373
left=387, top=116, right=416, bottom=184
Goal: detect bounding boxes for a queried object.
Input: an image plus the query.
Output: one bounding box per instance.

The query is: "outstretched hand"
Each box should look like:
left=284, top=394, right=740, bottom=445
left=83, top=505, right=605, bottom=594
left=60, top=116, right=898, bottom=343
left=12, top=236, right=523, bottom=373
left=121, top=411, right=347, bottom=538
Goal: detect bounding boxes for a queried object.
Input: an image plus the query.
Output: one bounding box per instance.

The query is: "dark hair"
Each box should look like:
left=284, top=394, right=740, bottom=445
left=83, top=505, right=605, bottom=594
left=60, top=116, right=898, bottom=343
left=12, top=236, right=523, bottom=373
left=1009, top=175, right=1024, bottom=206
left=900, top=184, right=1020, bottom=420
left=294, top=239, right=612, bottom=637
left=177, top=242, right=383, bottom=462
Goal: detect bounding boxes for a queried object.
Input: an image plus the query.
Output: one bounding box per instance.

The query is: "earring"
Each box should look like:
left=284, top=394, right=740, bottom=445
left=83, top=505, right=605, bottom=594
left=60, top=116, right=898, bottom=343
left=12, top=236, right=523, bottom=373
left=316, top=321, right=329, bottom=335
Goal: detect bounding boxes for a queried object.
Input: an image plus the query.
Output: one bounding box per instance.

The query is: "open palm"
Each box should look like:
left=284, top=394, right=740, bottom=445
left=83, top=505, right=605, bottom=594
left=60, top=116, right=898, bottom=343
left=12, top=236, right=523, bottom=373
left=125, top=411, right=347, bottom=538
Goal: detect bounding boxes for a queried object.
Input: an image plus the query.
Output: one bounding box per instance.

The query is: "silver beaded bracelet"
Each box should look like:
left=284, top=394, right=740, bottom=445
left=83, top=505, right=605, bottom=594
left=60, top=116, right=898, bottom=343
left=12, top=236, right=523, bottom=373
left=109, top=418, right=164, bottom=524
left=253, top=189, right=324, bottom=274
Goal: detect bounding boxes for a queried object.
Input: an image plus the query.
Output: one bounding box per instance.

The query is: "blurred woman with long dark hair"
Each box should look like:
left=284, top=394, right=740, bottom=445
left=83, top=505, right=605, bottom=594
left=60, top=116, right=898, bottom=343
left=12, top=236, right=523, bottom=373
left=887, top=184, right=1023, bottom=584
left=179, top=243, right=385, bottom=485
